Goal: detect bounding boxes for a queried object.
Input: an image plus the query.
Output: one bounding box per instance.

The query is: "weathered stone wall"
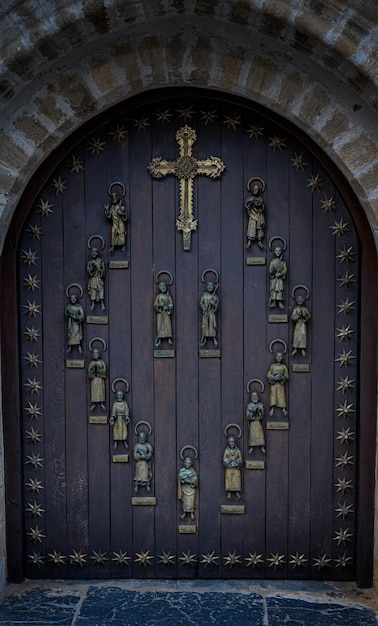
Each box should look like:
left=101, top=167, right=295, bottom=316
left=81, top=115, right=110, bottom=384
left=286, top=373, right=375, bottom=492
left=0, top=0, right=377, bottom=589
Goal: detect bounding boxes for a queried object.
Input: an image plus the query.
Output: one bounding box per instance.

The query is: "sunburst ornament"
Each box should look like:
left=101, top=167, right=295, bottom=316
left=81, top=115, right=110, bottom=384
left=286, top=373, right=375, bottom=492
left=134, top=549, right=154, bottom=568
left=336, top=245, right=355, bottom=264
left=335, top=477, right=353, bottom=494
left=336, top=427, right=355, bottom=445
left=337, top=298, right=355, bottom=316
left=336, top=376, right=355, bottom=394
left=37, top=199, right=54, bottom=217
left=24, top=401, right=42, bottom=420
left=132, top=116, right=150, bottom=132
left=25, top=478, right=44, bottom=494
left=23, top=274, right=40, bottom=292
left=27, top=223, right=43, bottom=240
left=338, top=270, right=356, bottom=290
left=320, top=195, right=337, bottom=213
left=200, top=551, right=219, bottom=568
left=336, top=400, right=355, bottom=419
left=91, top=550, right=108, bottom=567
left=268, top=134, right=287, bottom=151
left=223, top=113, right=241, bottom=130
left=51, top=176, right=67, bottom=195
left=245, top=552, right=264, bottom=568
left=109, top=124, right=128, bottom=142
left=335, top=452, right=354, bottom=469
left=24, top=377, right=42, bottom=395
left=27, top=525, right=45, bottom=543
left=176, top=105, right=195, bottom=120
left=25, top=426, right=42, bottom=444
left=21, top=248, right=38, bottom=267
left=223, top=550, right=242, bottom=569
left=307, top=173, right=323, bottom=192
left=112, top=550, right=131, bottom=567
left=49, top=550, right=66, bottom=565
left=87, top=136, right=106, bottom=154
left=289, top=552, right=308, bottom=569
left=28, top=550, right=45, bottom=567
left=23, top=351, right=42, bottom=368
left=69, top=549, right=87, bottom=567
left=330, top=218, right=350, bottom=238
left=179, top=551, right=198, bottom=568
left=334, top=527, right=353, bottom=545
left=336, top=324, right=354, bottom=342
left=158, top=550, right=176, bottom=567
left=155, top=109, right=173, bottom=123
left=24, top=326, right=41, bottom=343
left=26, top=500, right=45, bottom=517
left=335, top=349, right=355, bottom=368
left=247, top=122, right=265, bottom=139
left=335, top=553, right=352, bottom=568
left=67, top=154, right=84, bottom=173
left=200, top=109, right=218, bottom=125
left=23, top=300, right=41, bottom=318
left=291, top=152, right=308, bottom=171
left=267, top=552, right=286, bottom=570
left=335, top=501, right=354, bottom=520
left=25, top=452, right=44, bottom=470
left=313, top=554, right=331, bottom=570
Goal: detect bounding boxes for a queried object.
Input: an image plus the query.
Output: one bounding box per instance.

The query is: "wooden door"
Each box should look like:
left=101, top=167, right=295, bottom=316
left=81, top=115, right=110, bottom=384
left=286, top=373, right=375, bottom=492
left=8, top=93, right=371, bottom=581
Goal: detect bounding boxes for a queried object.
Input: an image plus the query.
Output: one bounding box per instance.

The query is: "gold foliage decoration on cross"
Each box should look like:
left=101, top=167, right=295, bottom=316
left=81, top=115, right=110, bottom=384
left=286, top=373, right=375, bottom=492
left=148, top=125, right=225, bottom=250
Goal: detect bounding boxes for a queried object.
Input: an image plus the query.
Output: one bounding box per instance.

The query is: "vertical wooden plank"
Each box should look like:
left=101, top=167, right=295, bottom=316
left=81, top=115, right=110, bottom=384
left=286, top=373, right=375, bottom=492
left=129, top=121, right=155, bottom=578
left=242, top=111, right=268, bottom=578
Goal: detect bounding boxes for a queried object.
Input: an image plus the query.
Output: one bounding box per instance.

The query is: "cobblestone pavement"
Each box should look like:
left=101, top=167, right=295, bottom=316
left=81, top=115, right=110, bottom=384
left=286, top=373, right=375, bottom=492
left=0, top=579, right=377, bottom=625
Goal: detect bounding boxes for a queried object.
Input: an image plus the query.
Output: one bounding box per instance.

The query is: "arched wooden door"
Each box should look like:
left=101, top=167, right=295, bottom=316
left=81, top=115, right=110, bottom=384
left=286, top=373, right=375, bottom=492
left=3, top=91, right=376, bottom=584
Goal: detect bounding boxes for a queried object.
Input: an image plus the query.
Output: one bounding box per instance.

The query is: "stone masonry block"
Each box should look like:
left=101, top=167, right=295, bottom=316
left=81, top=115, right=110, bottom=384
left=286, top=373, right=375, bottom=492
left=246, top=56, right=280, bottom=98
left=336, top=133, right=378, bottom=173
left=299, top=85, right=332, bottom=123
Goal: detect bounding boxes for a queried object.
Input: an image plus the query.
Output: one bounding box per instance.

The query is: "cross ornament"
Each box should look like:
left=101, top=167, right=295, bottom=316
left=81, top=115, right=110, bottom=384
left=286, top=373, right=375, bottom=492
left=148, top=125, right=225, bottom=250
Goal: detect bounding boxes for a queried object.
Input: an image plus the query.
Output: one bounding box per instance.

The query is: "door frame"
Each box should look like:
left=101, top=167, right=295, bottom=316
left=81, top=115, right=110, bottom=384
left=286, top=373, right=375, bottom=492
left=2, top=88, right=376, bottom=586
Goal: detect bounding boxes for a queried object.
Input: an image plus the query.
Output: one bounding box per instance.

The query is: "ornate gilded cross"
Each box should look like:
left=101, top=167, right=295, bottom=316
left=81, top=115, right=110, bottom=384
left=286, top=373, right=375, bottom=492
left=148, top=125, right=225, bottom=250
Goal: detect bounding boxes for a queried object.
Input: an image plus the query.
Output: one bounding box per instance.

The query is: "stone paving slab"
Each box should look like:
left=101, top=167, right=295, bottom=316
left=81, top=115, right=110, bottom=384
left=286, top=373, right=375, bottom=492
left=0, top=581, right=376, bottom=626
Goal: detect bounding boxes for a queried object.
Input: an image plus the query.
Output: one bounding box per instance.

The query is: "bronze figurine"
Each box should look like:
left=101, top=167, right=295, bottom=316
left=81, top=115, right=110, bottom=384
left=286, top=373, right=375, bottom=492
left=245, top=177, right=265, bottom=249
left=200, top=269, right=220, bottom=347
left=87, top=236, right=106, bottom=311
left=267, top=340, right=289, bottom=417
left=133, top=422, right=153, bottom=492
left=268, top=237, right=287, bottom=309
left=104, top=182, right=128, bottom=253
left=154, top=271, right=174, bottom=348
left=110, top=388, right=130, bottom=449
left=223, top=426, right=243, bottom=500
left=246, top=380, right=266, bottom=454
left=65, top=284, right=85, bottom=354
left=291, top=285, right=311, bottom=356
left=88, top=338, right=107, bottom=412
left=178, top=446, right=198, bottom=520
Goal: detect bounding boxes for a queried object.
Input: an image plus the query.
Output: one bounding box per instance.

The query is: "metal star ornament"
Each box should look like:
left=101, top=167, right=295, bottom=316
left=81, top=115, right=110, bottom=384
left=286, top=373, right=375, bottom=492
left=223, top=550, right=242, bottom=569
left=336, top=427, right=355, bottom=445
left=24, top=326, right=41, bottom=343
left=289, top=552, right=308, bottom=569
left=267, top=552, right=286, bottom=570
left=337, top=298, right=355, bottom=316
left=25, top=426, right=42, bottom=444
left=26, top=500, right=45, bottom=517
left=24, top=401, right=42, bottom=419
left=200, top=109, right=218, bottom=125
left=335, top=477, right=353, bottom=494
left=335, top=553, right=352, bottom=568
left=291, top=152, right=308, bottom=171
left=223, top=113, right=241, bottom=130
left=23, top=274, right=40, bottom=292
left=320, top=195, right=337, bottom=213
left=331, top=218, right=350, bottom=238
left=335, top=349, right=355, bottom=368
left=158, top=550, right=176, bottom=567
left=268, top=134, right=287, bottom=151
left=247, top=122, right=265, bottom=139
left=134, top=549, right=154, bottom=568
left=91, top=550, right=108, bottom=567
left=336, top=375, right=356, bottom=395
left=23, top=300, right=41, bottom=318
left=336, top=324, right=355, bottom=342
left=27, top=525, right=45, bottom=543
left=21, top=248, right=38, bottom=267
left=313, top=554, right=331, bottom=570
left=51, top=176, right=67, bottom=195
left=69, top=550, right=87, bottom=567
left=24, top=377, right=42, bottom=395
left=132, top=117, right=150, bottom=132
left=336, top=245, right=355, bottom=264
left=28, top=550, right=45, bottom=567
left=49, top=550, right=66, bottom=565
left=37, top=199, right=54, bottom=217
left=87, top=136, right=106, bottom=154
left=338, top=271, right=356, bottom=290
left=23, top=351, right=42, bottom=368
left=27, top=223, right=43, bottom=240
left=25, top=478, right=44, bottom=494
left=176, top=105, right=195, bottom=120
left=335, top=452, right=354, bottom=468
left=335, top=501, right=354, bottom=520
left=336, top=400, right=355, bottom=419
left=333, top=527, right=353, bottom=545
left=179, top=551, right=198, bottom=568
left=200, top=551, right=219, bottom=568
left=112, top=550, right=131, bottom=567
left=245, top=552, right=264, bottom=568
left=25, top=452, right=44, bottom=470
left=155, top=109, right=173, bottom=124
left=307, top=173, right=323, bottom=192
left=109, top=124, right=128, bottom=142
left=67, top=154, right=84, bottom=173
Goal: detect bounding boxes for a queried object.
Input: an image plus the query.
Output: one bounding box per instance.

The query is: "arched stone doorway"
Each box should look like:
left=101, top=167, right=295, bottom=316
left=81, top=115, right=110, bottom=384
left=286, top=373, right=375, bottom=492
left=2, top=89, right=376, bottom=586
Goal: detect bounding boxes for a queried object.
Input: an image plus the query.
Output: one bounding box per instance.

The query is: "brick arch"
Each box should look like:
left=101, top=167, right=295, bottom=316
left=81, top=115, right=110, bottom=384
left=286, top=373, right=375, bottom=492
left=0, top=1, right=377, bottom=249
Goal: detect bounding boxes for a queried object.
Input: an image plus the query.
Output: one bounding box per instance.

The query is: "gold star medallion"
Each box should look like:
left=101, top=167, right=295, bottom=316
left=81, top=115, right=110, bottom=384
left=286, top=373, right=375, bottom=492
left=27, top=525, right=45, bottom=543
left=245, top=552, right=264, bottom=568
left=37, top=199, right=54, bottom=217
left=87, top=137, right=106, bottom=154
left=108, top=124, right=128, bottom=142
left=26, top=500, right=45, bottom=517
left=268, top=134, right=287, bottom=151
left=200, top=110, right=218, bottom=125
left=307, top=173, right=323, bottom=192
left=21, top=248, right=38, bottom=267
left=313, top=554, right=331, bottom=570
left=200, top=551, right=219, bottom=568
left=223, top=550, right=242, bottom=569
left=157, top=550, right=176, bottom=567
left=179, top=550, right=198, bottom=568
left=25, top=426, right=42, bottom=444
left=69, top=549, right=87, bottom=567
left=49, top=550, right=66, bottom=565
left=67, top=155, right=84, bottom=173
left=291, top=152, right=308, bottom=171
left=51, top=176, right=67, bottom=195
left=134, top=549, right=154, bottom=568
left=112, top=550, right=131, bottom=567
left=91, top=550, right=108, bottom=567
left=25, top=452, right=44, bottom=470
